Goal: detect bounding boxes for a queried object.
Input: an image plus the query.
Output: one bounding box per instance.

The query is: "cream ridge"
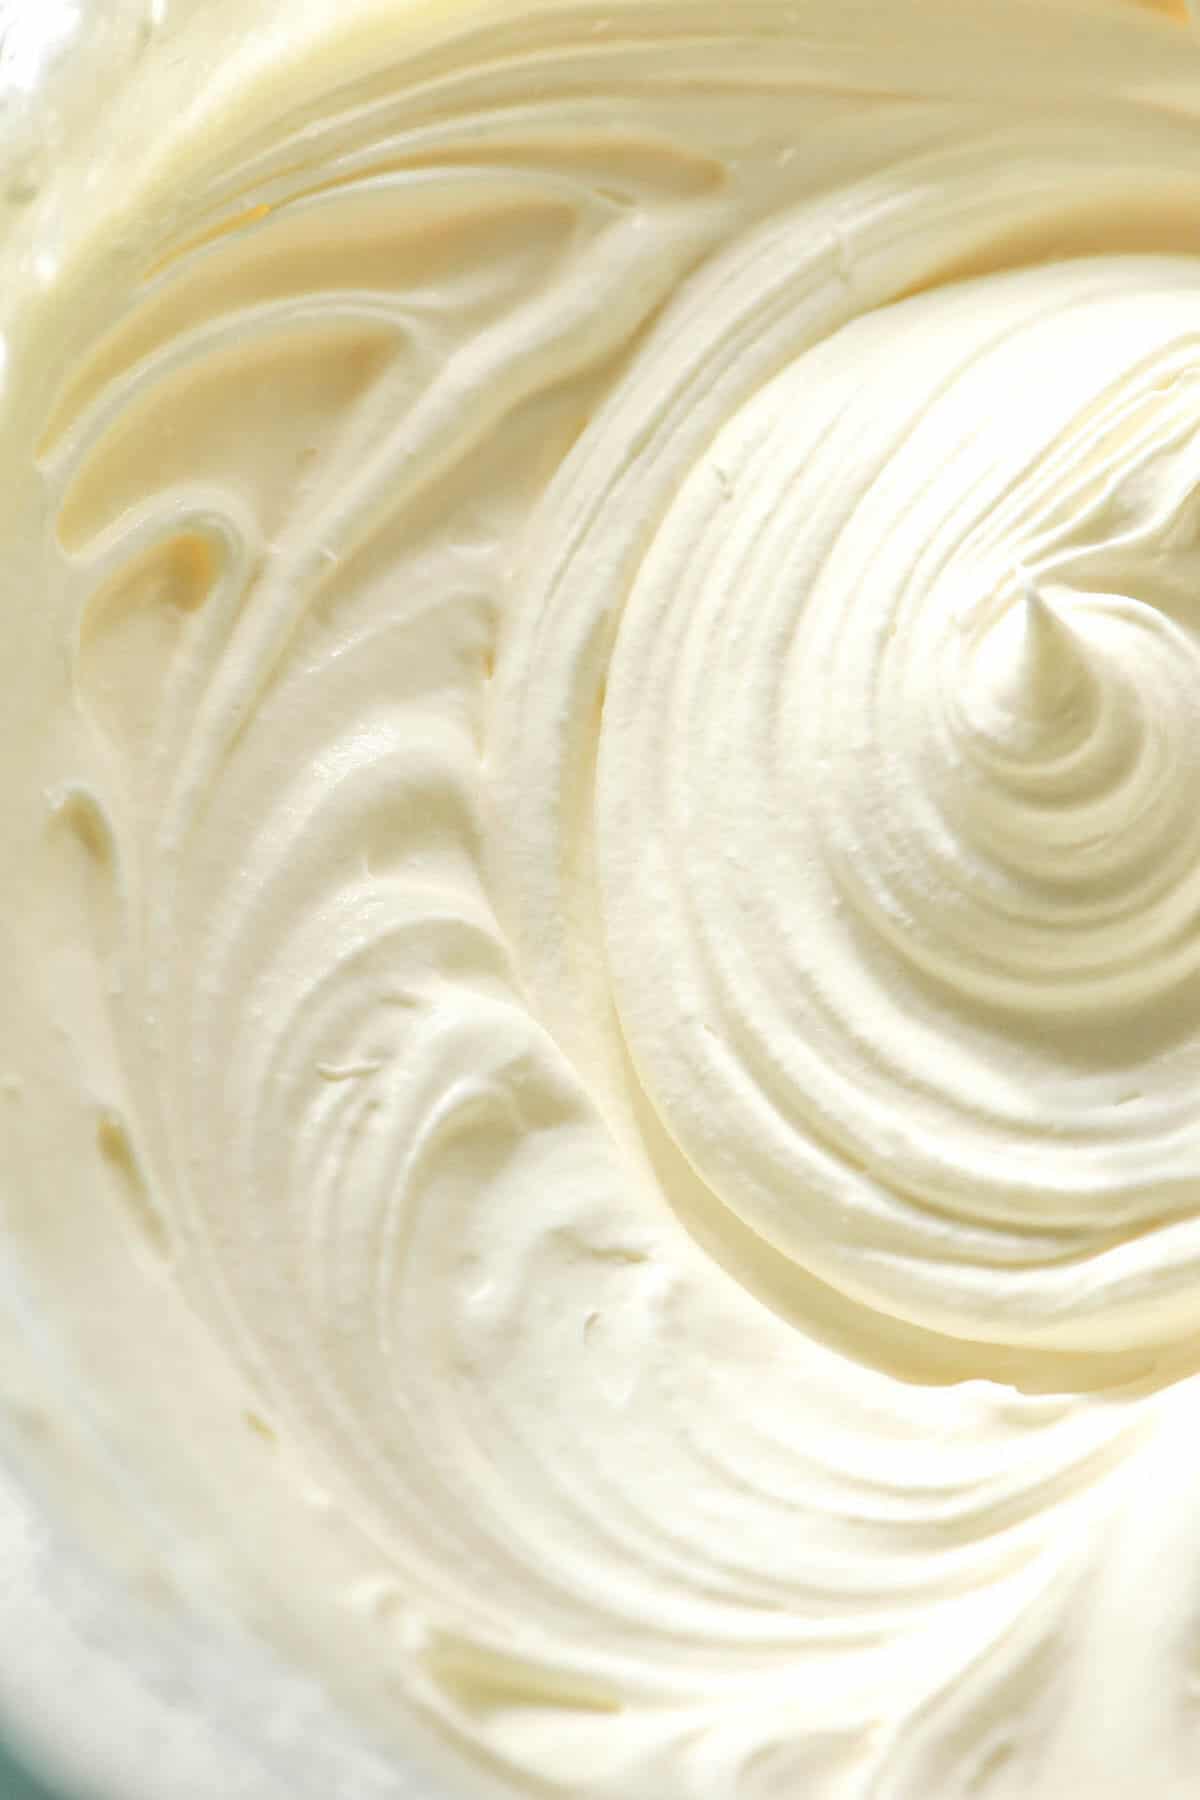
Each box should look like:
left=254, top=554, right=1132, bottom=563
left=4, top=1, right=1200, bottom=1795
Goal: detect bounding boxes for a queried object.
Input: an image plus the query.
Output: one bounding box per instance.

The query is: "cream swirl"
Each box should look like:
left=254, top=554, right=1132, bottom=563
left=4, top=3, right=1200, bottom=1798
left=588, top=255, right=1200, bottom=1356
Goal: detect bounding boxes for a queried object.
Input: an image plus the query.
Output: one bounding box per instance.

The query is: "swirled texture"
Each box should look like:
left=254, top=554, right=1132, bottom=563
left=6, top=1, right=1200, bottom=1796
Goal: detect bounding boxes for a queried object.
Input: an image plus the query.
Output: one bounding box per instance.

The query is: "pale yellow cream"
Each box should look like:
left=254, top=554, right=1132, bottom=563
left=5, top=1, right=1200, bottom=1795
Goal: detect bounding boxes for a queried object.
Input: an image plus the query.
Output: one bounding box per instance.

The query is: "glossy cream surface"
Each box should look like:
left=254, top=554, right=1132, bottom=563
left=5, top=1, right=1200, bottom=1795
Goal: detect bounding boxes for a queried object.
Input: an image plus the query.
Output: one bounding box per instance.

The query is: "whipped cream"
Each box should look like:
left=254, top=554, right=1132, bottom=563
left=4, top=1, right=1200, bottom=1795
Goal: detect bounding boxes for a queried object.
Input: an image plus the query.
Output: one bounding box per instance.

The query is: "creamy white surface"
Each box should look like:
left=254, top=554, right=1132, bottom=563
left=5, top=1, right=1200, bottom=1795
